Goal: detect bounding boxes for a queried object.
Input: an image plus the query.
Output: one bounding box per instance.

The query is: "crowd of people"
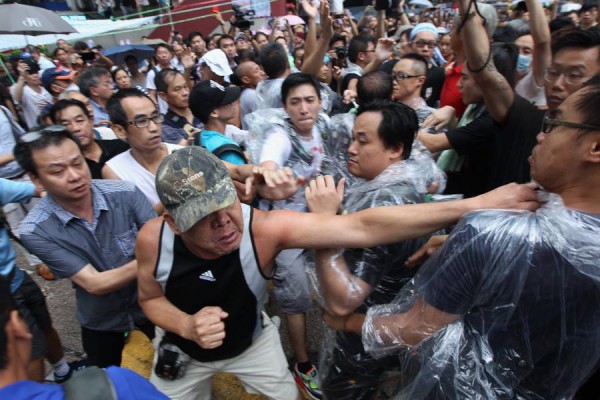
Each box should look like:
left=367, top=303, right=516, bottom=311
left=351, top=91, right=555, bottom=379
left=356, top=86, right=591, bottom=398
left=0, top=0, right=599, bottom=399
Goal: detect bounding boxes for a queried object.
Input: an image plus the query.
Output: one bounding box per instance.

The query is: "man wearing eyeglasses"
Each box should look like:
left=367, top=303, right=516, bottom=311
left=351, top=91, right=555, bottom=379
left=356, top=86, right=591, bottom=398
left=14, top=126, right=157, bottom=369
left=324, top=77, right=600, bottom=400
left=391, top=53, right=436, bottom=126
left=408, top=23, right=446, bottom=108
left=419, top=17, right=600, bottom=195
left=102, top=88, right=182, bottom=213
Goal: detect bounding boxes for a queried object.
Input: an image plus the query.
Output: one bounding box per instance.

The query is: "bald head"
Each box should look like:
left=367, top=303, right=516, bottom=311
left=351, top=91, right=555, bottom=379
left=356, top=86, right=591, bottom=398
left=236, top=61, right=265, bottom=89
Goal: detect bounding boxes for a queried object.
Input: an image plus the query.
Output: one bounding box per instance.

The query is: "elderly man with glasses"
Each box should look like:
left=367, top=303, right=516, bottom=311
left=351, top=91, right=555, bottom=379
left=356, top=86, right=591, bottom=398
left=408, top=23, right=446, bottom=107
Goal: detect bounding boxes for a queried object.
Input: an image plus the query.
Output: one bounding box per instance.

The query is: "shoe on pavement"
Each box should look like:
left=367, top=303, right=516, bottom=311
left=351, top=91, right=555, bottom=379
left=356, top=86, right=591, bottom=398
left=292, top=363, right=322, bottom=400
left=35, top=264, right=55, bottom=281
left=53, top=358, right=88, bottom=383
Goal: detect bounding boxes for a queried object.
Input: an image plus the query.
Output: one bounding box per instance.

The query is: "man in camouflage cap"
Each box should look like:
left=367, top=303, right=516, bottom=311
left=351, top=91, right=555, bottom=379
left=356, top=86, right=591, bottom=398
left=136, top=146, right=538, bottom=400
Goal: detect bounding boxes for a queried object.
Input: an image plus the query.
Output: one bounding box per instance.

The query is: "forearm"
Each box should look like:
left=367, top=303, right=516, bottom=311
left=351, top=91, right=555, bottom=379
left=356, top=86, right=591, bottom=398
left=526, top=0, right=551, bottom=84
left=302, top=35, right=332, bottom=76
left=349, top=197, right=482, bottom=247
left=363, top=57, right=385, bottom=74
left=417, top=132, right=452, bottom=152
left=140, top=295, right=193, bottom=339
left=88, top=260, right=137, bottom=295
left=304, top=18, right=318, bottom=56
left=0, top=153, right=15, bottom=167
left=14, top=78, right=25, bottom=103
left=316, top=249, right=366, bottom=316
left=377, top=10, right=386, bottom=39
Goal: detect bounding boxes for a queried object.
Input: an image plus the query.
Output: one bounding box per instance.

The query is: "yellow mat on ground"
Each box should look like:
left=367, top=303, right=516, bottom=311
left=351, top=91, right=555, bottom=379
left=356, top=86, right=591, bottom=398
left=120, top=329, right=269, bottom=399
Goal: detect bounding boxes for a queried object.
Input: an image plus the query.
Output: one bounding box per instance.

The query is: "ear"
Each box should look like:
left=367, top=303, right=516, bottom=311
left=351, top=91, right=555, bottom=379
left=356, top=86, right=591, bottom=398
left=241, top=75, right=251, bottom=85
left=89, top=86, right=99, bottom=99
left=28, top=172, right=42, bottom=188
left=209, top=109, right=219, bottom=120
left=112, top=124, right=128, bottom=141
left=158, top=91, right=168, bottom=101
left=584, top=135, right=600, bottom=164
left=163, top=213, right=182, bottom=235
left=417, top=76, right=426, bottom=87
left=388, top=144, right=404, bottom=161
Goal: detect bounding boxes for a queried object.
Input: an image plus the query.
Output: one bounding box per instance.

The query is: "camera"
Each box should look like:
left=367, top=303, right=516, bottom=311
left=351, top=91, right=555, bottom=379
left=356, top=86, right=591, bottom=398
left=335, top=46, right=347, bottom=59
left=154, top=340, right=190, bottom=381
left=232, top=5, right=255, bottom=30
left=19, top=57, right=40, bottom=75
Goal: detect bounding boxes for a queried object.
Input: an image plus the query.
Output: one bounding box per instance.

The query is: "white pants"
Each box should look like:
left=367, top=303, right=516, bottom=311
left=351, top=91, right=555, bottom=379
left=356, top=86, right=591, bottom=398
left=150, top=314, right=298, bottom=400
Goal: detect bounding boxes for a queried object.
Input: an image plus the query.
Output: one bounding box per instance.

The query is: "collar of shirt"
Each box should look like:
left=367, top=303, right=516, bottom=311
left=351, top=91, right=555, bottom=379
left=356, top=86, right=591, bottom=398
left=46, top=182, right=109, bottom=229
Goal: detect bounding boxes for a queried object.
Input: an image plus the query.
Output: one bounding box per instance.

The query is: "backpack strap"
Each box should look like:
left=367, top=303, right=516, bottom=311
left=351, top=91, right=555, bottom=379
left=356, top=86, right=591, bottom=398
left=62, top=366, right=117, bottom=400
left=212, top=143, right=247, bottom=163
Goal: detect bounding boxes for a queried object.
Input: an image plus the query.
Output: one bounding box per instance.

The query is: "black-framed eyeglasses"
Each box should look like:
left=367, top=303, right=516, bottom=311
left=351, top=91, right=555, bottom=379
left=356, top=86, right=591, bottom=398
left=126, top=114, right=164, bottom=129
left=541, top=116, right=600, bottom=134
left=412, top=40, right=438, bottom=49
left=392, top=72, right=421, bottom=81
left=19, top=125, right=68, bottom=143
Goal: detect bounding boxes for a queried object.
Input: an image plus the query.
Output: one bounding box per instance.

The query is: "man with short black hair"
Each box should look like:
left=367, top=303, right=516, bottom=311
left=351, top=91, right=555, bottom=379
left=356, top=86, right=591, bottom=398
left=136, top=143, right=538, bottom=400
left=311, top=99, right=436, bottom=400
left=0, top=278, right=169, bottom=399
left=15, top=127, right=156, bottom=368
left=50, top=99, right=129, bottom=179
left=328, top=77, right=600, bottom=400
left=155, top=68, right=201, bottom=145
left=218, top=34, right=237, bottom=68
left=255, top=42, right=292, bottom=109
left=146, top=44, right=178, bottom=114
left=340, top=35, right=376, bottom=94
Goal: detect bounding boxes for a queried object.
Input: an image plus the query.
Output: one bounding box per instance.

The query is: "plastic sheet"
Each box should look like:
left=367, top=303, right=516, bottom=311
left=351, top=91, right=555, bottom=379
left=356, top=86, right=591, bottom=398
left=324, top=114, right=446, bottom=194
left=245, top=108, right=334, bottom=211
left=255, top=78, right=284, bottom=110
left=307, top=157, right=445, bottom=400
left=362, top=192, right=600, bottom=399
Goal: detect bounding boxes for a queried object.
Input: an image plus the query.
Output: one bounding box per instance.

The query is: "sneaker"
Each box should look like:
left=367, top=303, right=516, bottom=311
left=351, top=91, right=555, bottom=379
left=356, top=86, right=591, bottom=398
left=53, top=358, right=88, bottom=383
left=292, top=363, right=322, bottom=400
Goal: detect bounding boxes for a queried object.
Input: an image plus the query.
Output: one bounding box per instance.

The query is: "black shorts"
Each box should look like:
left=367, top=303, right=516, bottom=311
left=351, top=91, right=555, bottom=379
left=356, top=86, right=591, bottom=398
left=12, top=272, right=52, bottom=360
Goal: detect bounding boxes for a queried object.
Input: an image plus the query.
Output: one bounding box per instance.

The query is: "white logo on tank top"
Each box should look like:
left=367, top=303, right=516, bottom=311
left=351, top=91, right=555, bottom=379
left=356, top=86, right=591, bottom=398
left=199, top=270, right=216, bottom=282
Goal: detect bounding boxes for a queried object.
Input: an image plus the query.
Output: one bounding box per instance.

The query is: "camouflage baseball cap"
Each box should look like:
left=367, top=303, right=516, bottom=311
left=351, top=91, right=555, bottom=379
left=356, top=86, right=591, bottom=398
left=156, top=147, right=237, bottom=232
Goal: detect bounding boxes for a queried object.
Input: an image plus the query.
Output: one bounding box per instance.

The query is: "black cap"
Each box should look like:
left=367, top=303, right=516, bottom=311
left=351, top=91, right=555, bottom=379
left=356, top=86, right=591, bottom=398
left=189, top=80, right=241, bottom=123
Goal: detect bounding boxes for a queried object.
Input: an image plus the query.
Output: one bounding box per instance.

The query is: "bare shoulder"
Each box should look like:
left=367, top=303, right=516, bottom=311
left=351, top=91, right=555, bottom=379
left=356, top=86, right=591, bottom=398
left=136, top=217, right=164, bottom=263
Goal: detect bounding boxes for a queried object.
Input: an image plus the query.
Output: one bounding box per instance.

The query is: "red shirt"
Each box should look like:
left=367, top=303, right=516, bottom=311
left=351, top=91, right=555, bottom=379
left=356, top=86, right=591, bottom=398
left=440, top=61, right=467, bottom=119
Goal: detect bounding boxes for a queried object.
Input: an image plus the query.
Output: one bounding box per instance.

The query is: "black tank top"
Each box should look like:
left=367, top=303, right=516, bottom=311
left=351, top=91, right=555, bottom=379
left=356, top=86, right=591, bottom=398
left=154, top=204, right=269, bottom=362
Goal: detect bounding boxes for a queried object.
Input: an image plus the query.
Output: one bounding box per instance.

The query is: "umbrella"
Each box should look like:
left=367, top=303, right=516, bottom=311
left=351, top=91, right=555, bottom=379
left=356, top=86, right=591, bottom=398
left=102, top=44, right=155, bottom=66
left=0, top=4, right=78, bottom=36
left=409, top=0, right=433, bottom=8
left=282, top=15, right=305, bottom=26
